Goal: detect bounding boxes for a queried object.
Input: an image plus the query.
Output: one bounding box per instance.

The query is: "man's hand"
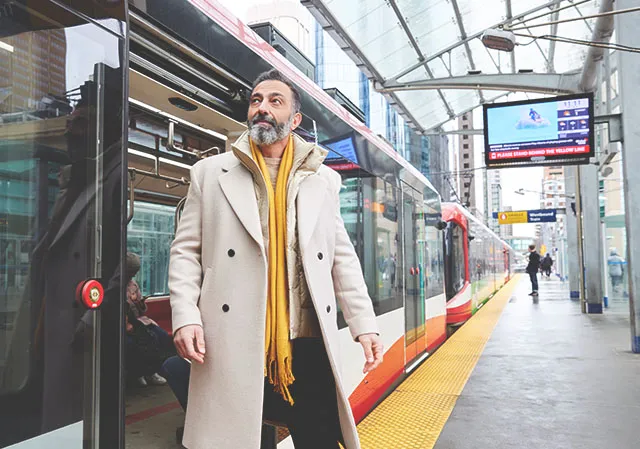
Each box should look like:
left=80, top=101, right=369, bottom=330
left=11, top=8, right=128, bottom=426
left=174, top=324, right=206, bottom=364
left=358, top=333, right=383, bottom=374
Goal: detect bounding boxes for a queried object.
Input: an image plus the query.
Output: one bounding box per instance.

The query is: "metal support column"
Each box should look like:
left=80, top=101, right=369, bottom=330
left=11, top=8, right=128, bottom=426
left=564, top=166, right=580, bottom=299
left=580, top=121, right=605, bottom=313
left=575, top=168, right=587, bottom=311
left=616, top=0, right=640, bottom=352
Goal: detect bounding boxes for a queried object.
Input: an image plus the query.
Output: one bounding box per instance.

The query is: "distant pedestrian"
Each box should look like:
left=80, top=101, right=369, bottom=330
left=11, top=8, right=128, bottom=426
left=540, top=253, right=553, bottom=278
left=608, top=249, right=625, bottom=293
left=526, top=244, right=541, bottom=296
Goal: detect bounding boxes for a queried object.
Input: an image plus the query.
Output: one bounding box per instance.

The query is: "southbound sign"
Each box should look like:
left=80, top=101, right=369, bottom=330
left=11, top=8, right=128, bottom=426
left=494, top=209, right=557, bottom=224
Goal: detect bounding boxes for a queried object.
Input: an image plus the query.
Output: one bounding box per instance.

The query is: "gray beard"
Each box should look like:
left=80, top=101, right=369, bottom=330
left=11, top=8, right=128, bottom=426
left=248, top=114, right=294, bottom=146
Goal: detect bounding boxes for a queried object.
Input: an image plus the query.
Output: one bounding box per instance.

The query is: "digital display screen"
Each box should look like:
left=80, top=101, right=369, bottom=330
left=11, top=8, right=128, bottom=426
left=483, top=93, right=594, bottom=168
left=323, top=135, right=358, bottom=163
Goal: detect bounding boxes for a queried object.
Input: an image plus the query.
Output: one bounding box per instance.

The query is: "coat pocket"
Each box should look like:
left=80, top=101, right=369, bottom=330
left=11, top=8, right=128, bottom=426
left=199, top=267, right=214, bottom=304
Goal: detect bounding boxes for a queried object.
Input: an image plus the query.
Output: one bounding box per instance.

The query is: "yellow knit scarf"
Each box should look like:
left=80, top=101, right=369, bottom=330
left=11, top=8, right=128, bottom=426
left=250, top=135, right=296, bottom=405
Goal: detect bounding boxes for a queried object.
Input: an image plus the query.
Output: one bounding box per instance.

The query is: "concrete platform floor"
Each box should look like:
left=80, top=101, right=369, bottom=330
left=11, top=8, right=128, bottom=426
left=434, top=276, right=640, bottom=449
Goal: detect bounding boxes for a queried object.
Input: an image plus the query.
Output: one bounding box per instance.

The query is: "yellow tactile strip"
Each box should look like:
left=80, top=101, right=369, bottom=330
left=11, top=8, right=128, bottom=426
left=357, top=275, right=522, bottom=449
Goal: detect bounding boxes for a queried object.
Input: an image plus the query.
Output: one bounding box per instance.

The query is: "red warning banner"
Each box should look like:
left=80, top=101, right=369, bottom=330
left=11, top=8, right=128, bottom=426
left=489, top=145, right=590, bottom=160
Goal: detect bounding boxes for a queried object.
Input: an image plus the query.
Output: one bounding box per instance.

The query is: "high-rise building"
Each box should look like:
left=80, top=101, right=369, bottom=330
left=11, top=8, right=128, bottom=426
left=0, top=29, right=67, bottom=114
left=486, top=170, right=503, bottom=236
left=540, top=166, right=567, bottom=260
left=457, top=113, right=476, bottom=213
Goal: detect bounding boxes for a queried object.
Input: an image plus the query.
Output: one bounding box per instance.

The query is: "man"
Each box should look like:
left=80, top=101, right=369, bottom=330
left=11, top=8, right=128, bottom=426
left=540, top=253, right=553, bottom=278
left=526, top=244, right=541, bottom=296
left=608, top=248, right=625, bottom=293
left=168, top=69, right=383, bottom=449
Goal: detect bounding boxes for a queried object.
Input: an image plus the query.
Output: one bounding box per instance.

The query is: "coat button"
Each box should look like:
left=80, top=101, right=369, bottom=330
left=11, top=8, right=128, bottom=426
left=222, top=168, right=228, bottom=173
left=317, top=252, right=323, bottom=260
left=228, top=249, right=235, bottom=257
left=222, top=304, right=230, bottom=312
left=326, top=305, right=331, bottom=313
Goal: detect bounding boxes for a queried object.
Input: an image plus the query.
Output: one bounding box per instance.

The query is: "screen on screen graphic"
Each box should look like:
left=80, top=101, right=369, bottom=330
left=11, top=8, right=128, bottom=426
left=323, top=135, right=358, bottom=163
left=483, top=93, right=594, bottom=168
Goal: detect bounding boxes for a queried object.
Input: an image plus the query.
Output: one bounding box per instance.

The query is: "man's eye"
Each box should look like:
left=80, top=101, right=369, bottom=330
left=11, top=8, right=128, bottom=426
left=250, top=98, right=260, bottom=104
left=272, top=99, right=281, bottom=105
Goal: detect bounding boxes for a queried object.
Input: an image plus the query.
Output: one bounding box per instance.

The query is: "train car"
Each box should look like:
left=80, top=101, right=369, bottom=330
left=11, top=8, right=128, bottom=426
left=0, top=1, right=449, bottom=448
left=442, top=202, right=515, bottom=328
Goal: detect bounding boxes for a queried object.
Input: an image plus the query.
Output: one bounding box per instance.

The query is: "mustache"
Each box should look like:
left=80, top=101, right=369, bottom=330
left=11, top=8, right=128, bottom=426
left=249, top=113, right=278, bottom=127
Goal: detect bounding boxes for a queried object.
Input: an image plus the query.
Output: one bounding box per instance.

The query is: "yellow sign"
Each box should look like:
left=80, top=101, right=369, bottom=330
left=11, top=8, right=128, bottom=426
left=540, top=244, right=547, bottom=255
left=497, top=211, right=528, bottom=224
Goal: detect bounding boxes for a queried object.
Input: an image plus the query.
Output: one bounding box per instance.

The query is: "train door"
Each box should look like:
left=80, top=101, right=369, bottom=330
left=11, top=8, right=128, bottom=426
left=402, top=186, right=426, bottom=368
left=0, top=2, right=127, bottom=448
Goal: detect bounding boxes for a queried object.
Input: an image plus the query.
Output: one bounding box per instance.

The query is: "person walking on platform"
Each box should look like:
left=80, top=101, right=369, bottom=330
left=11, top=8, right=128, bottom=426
left=168, top=69, right=383, bottom=449
left=540, top=253, right=553, bottom=278
left=608, top=248, right=626, bottom=293
left=527, top=244, right=541, bottom=296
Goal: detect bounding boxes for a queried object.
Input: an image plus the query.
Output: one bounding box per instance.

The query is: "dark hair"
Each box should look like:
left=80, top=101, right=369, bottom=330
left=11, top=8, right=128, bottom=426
left=529, top=244, right=536, bottom=251
left=252, top=69, right=301, bottom=115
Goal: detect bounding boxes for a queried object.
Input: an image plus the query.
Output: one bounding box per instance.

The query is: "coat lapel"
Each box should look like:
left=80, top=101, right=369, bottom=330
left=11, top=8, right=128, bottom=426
left=218, top=164, right=265, bottom=249
left=297, top=174, right=328, bottom=249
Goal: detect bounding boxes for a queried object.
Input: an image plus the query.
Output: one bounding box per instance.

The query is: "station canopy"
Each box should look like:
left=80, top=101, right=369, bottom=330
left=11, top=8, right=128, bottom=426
left=303, top=0, right=602, bottom=133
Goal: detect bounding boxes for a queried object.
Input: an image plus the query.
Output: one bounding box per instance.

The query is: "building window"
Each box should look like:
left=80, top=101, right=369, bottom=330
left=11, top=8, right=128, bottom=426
left=463, top=144, right=469, bottom=149
left=462, top=124, right=468, bottom=129
left=464, top=182, right=470, bottom=188
left=464, top=163, right=470, bottom=169
left=463, top=135, right=469, bottom=140
left=462, top=114, right=468, bottom=121
left=463, top=153, right=469, bottom=159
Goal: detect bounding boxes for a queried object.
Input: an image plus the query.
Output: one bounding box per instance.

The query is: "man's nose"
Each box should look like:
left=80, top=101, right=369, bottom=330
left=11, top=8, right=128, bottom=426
left=257, top=99, right=270, bottom=115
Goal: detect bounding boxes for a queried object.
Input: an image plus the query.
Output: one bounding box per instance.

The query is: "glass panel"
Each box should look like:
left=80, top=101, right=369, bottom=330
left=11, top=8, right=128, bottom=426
left=127, top=202, right=176, bottom=297
left=443, top=89, right=481, bottom=117
left=396, top=90, right=449, bottom=131
left=401, top=0, right=460, bottom=58
left=0, top=3, right=124, bottom=447
left=458, top=0, right=506, bottom=39
left=324, top=0, right=418, bottom=79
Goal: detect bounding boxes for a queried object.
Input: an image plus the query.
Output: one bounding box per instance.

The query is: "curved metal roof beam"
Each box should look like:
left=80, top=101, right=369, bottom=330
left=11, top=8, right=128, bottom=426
left=375, top=72, right=582, bottom=95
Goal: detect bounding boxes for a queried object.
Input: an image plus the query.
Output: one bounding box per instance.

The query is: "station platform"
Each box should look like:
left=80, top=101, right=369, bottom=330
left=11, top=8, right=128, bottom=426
left=358, top=275, right=640, bottom=449
left=125, top=275, right=640, bottom=448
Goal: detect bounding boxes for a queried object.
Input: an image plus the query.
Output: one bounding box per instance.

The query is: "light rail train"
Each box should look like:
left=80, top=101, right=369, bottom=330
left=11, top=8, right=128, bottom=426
left=0, top=1, right=514, bottom=448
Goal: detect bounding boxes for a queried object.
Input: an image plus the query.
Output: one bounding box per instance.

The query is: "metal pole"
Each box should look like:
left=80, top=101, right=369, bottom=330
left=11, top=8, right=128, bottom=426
left=575, top=168, right=586, bottom=313
left=565, top=166, right=581, bottom=299
left=602, top=221, right=609, bottom=307
left=616, top=0, right=640, bottom=352
left=579, top=73, right=605, bottom=314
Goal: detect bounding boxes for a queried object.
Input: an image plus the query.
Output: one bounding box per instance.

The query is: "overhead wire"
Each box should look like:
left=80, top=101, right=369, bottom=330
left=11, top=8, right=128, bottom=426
left=514, top=32, right=640, bottom=53
left=508, top=5, right=640, bottom=31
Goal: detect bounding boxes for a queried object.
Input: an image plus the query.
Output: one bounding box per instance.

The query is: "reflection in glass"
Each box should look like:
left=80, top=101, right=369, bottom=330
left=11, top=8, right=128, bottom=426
left=0, top=7, right=124, bottom=447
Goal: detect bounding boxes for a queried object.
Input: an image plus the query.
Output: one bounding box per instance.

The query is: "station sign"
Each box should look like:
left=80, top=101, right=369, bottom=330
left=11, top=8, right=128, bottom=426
left=497, top=211, right=528, bottom=224
left=494, top=209, right=557, bottom=224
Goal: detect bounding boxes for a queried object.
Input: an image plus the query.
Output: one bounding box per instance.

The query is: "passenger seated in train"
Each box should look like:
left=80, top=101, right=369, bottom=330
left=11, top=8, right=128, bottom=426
left=124, top=252, right=175, bottom=386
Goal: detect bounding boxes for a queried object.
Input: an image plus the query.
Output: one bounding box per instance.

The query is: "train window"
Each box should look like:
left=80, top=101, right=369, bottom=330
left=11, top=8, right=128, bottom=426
left=127, top=201, right=176, bottom=297
left=340, top=173, right=402, bottom=318
left=444, top=223, right=466, bottom=300
left=425, top=214, right=445, bottom=301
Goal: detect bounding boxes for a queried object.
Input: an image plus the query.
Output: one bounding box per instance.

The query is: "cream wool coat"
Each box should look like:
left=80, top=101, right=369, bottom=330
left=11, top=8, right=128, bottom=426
left=168, top=131, right=379, bottom=449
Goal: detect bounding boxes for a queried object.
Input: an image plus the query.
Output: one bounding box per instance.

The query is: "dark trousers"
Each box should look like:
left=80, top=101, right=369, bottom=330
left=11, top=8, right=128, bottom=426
left=262, top=338, right=344, bottom=449
left=529, top=271, right=539, bottom=292
left=161, top=339, right=344, bottom=449
left=161, top=355, right=191, bottom=411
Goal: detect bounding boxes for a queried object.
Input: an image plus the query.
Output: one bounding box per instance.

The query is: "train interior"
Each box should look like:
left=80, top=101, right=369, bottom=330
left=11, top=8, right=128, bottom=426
left=125, top=69, right=246, bottom=448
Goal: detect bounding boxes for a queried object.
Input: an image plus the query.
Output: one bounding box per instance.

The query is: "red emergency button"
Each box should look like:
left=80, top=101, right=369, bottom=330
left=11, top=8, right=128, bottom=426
left=76, top=279, right=104, bottom=309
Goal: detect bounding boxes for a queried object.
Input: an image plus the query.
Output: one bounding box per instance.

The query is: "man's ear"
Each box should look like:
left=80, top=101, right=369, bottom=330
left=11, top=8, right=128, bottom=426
left=290, top=112, right=302, bottom=131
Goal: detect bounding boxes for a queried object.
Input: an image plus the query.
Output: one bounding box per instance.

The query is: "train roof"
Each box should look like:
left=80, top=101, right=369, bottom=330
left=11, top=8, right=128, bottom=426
left=131, top=0, right=440, bottom=199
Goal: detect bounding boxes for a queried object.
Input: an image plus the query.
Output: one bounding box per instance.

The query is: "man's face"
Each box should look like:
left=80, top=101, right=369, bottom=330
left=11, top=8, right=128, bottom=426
left=247, top=80, right=302, bottom=146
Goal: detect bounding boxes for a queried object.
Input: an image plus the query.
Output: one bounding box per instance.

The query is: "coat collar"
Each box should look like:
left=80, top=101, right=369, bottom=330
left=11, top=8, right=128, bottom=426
left=230, top=130, right=328, bottom=177
left=221, top=131, right=330, bottom=250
